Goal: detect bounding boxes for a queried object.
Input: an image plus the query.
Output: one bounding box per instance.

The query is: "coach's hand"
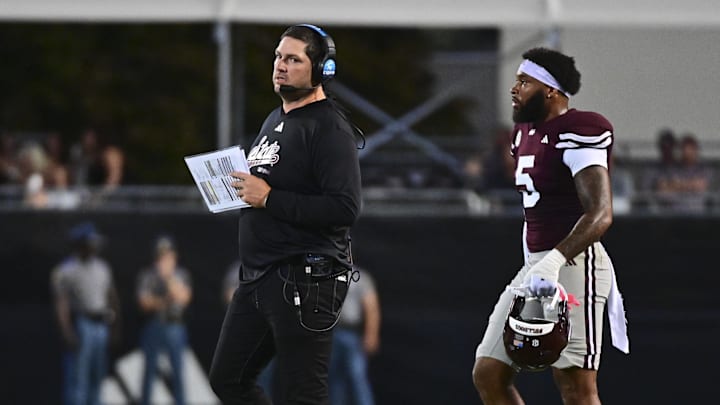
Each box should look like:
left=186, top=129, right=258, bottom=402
left=231, top=171, right=271, bottom=208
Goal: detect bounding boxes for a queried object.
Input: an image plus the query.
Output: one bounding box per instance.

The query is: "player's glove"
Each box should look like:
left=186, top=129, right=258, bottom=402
left=527, top=274, right=558, bottom=297
left=523, top=248, right=567, bottom=297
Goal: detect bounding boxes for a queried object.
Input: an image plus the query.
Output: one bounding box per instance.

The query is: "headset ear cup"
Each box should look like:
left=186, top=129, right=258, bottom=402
left=315, top=58, right=325, bottom=86
left=294, top=24, right=336, bottom=85
left=321, top=58, right=336, bottom=83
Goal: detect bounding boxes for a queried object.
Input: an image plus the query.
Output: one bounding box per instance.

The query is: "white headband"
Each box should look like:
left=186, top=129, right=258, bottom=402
left=517, top=59, right=569, bottom=98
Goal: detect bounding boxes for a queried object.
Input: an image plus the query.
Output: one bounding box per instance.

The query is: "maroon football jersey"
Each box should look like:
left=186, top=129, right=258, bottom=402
left=511, top=109, right=613, bottom=252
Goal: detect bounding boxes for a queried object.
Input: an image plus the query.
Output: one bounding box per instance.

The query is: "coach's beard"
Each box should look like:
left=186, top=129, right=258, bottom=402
left=277, top=84, right=314, bottom=102
left=513, top=91, right=548, bottom=124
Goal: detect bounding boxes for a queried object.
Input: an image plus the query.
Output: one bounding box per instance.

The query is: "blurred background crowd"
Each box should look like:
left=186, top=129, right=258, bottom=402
left=2, top=123, right=717, bottom=215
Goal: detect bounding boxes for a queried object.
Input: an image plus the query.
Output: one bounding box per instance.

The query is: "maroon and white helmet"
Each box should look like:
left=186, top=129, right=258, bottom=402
left=503, top=283, right=572, bottom=371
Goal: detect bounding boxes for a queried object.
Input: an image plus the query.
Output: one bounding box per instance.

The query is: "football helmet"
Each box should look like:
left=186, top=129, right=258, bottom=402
left=503, top=283, right=571, bottom=371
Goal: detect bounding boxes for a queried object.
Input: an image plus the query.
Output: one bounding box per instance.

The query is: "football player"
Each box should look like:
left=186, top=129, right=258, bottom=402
left=472, top=48, right=629, bottom=405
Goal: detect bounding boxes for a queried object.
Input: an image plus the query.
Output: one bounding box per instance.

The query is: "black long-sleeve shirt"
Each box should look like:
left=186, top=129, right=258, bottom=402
left=238, top=99, right=362, bottom=283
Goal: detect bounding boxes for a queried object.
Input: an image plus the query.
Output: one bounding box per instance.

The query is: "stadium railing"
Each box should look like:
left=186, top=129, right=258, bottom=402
left=2, top=184, right=719, bottom=217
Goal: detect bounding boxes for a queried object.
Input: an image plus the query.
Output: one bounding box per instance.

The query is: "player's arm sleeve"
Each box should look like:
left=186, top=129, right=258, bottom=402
left=264, top=123, right=362, bottom=227
left=563, top=148, right=608, bottom=176
left=558, top=130, right=612, bottom=176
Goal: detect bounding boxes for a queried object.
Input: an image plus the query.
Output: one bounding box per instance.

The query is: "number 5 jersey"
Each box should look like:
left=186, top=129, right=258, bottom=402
left=511, top=109, right=614, bottom=253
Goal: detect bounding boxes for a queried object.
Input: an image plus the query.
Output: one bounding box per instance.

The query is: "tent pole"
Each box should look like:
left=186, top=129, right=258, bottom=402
left=215, top=21, right=232, bottom=149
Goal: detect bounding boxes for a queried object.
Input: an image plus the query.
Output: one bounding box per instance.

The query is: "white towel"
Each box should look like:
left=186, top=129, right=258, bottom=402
left=607, top=258, right=630, bottom=354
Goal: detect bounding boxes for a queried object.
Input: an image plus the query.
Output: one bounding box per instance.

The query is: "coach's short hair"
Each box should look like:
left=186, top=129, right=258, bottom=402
left=522, top=47, right=581, bottom=96
left=281, top=25, right=325, bottom=72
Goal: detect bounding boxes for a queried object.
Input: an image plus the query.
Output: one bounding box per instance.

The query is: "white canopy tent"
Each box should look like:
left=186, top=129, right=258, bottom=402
left=1, top=0, right=719, bottom=28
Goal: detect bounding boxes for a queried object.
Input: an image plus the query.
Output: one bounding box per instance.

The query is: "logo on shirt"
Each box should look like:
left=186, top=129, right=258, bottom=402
left=541, top=135, right=549, bottom=144
left=514, top=130, right=522, bottom=148
left=247, top=136, right=281, bottom=168
left=274, top=122, right=284, bottom=132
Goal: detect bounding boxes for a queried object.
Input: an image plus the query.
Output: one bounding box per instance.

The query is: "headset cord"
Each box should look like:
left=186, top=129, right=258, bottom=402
left=326, top=94, right=366, bottom=149
left=278, top=265, right=356, bottom=333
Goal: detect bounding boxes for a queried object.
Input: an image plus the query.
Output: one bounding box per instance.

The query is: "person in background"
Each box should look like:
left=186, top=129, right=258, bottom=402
left=329, top=267, right=381, bottom=405
left=655, top=134, right=712, bottom=213
left=609, top=152, right=636, bottom=215
left=16, top=141, right=50, bottom=208
left=481, top=126, right=516, bottom=192
left=43, top=132, right=70, bottom=189
left=477, top=126, right=520, bottom=213
left=642, top=128, right=677, bottom=193
left=51, top=222, right=120, bottom=405
left=69, top=129, right=125, bottom=190
left=137, top=236, right=192, bottom=405
left=0, top=132, right=20, bottom=184
left=656, top=128, right=678, bottom=168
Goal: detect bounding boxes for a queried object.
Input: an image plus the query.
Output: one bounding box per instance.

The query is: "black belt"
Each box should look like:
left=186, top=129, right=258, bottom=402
left=280, top=255, right=350, bottom=282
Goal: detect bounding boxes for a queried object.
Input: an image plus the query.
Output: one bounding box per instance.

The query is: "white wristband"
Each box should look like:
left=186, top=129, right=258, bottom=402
left=527, top=248, right=566, bottom=283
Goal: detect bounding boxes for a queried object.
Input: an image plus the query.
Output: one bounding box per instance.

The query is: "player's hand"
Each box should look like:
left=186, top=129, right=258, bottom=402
left=526, top=274, right=557, bottom=297
left=231, top=171, right=271, bottom=208
left=522, top=248, right=566, bottom=297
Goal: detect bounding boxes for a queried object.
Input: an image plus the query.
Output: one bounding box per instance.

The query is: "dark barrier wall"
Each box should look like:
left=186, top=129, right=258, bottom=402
left=1, top=212, right=717, bottom=404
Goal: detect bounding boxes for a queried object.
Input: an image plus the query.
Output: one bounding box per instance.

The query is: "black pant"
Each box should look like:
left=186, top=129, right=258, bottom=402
left=210, top=264, right=349, bottom=405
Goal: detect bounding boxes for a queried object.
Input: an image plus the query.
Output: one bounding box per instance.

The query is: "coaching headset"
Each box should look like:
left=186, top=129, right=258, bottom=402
left=294, top=24, right=337, bottom=86
left=283, top=24, right=365, bottom=148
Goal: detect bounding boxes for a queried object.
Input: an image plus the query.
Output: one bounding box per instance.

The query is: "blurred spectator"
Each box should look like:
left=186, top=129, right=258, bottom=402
left=43, top=132, right=70, bottom=189
left=657, top=128, right=678, bottom=167
left=70, top=129, right=125, bottom=189
left=329, top=267, right=381, bottom=405
left=102, top=144, right=125, bottom=188
left=0, top=132, right=20, bottom=184
left=462, top=153, right=484, bottom=191
left=480, top=127, right=515, bottom=191
left=655, top=134, right=712, bottom=213
left=610, top=152, right=636, bottom=215
left=136, top=235, right=192, bottom=405
left=642, top=128, right=678, bottom=192
left=51, top=222, right=120, bottom=405
left=221, top=261, right=276, bottom=399
left=17, top=141, right=50, bottom=208
left=17, top=138, right=80, bottom=210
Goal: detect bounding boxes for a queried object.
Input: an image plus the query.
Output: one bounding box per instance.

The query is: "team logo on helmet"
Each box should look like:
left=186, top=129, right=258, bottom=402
left=503, top=283, right=573, bottom=371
